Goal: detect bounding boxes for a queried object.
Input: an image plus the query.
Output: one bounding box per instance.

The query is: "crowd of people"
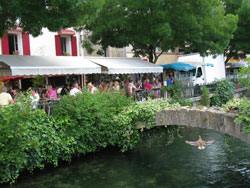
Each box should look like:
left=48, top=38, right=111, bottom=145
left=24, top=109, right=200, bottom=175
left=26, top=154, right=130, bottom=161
left=0, top=77, right=171, bottom=107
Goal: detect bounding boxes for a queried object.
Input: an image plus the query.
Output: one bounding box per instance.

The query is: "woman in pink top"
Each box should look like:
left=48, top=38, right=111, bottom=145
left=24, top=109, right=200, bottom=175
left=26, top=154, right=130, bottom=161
left=144, top=79, right=152, bottom=92
left=46, top=85, right=58, bottom=99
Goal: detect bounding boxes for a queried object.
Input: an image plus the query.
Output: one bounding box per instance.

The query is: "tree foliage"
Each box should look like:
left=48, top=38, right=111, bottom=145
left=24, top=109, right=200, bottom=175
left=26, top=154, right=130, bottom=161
left=84, top=0, right=238, bottom=63
left=237, top=58, right=250, bottom=88
left=223, top=0, right=250, bottom=63
left=0, top=0, right=99, bottom=37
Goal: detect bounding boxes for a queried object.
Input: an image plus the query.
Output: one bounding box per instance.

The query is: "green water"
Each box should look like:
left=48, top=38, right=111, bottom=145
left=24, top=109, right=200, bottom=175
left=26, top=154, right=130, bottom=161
left=8, top=127, right=250, bottom=188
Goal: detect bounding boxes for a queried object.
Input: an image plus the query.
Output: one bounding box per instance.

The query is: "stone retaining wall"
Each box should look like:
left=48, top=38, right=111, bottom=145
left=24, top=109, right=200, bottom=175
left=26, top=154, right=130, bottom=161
left=155, top=107, right=250, bottom=144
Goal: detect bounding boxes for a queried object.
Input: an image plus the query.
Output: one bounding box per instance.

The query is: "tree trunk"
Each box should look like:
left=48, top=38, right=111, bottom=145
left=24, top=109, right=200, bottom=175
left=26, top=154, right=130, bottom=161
left=148, top=45, right=154, bottom=63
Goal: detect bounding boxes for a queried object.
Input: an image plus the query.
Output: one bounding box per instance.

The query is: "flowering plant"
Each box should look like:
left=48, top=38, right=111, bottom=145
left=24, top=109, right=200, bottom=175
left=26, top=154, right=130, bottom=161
left=12, top=50, right=19, bottom=55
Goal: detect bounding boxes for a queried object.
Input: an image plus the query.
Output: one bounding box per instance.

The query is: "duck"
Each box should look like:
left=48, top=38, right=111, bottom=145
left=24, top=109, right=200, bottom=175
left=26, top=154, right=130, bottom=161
left=185, top=135, right=214, bottom=150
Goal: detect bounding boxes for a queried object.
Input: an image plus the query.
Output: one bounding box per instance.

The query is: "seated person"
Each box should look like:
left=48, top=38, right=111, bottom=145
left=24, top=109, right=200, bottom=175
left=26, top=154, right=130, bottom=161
left=0, top=86, right=14, bottom=106
left=88, top=82, right=98, bottom=94
left=136, top=81, right=144, bottom=89
left=153, top=79, right=162, bottom=88
left=61, top=84, right=71, bottom=96
left=144, top=79, right=152, bottom=92
left=45, top=85, right=58, bottom=99
left=30, top=88, right=40, bottom=109
left=113, top=81, right=120, bottom=92
left=70, top=82, right=81, bottom=96
left=128, top=80, right=136, bottom=97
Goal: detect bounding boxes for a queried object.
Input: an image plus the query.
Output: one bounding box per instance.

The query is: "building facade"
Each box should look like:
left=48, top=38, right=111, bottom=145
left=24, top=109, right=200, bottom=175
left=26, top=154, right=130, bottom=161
left=0, top=28, right=83, bottom=57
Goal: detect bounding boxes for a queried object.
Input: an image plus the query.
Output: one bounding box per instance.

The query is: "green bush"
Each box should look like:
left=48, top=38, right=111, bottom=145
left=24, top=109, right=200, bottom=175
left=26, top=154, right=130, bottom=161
left=52, top=92, right=134, bottom=155
left=161, top=80, right=193, bottom=107
left=222, top=98, right=246, bottom=111
left=0, top=102, right=61, bottom=184
left=114, top=99, right=180, bottom=151
left=237, top=58, right=250, bottom=89
left=234, top=99, right=250, bottom=134
left=0, top=91, right=182, bottom=184
left=200, top=85, right=210, bottom=106
left=0, top=91, right=134, bottom=184
left=161, top=80, right=182, bottom=98
left=211, top=80, right=235, bottom=106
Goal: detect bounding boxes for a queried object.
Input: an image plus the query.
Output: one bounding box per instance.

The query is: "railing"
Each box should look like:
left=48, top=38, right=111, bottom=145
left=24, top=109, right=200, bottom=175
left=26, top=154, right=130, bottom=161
left=37, top=99, right=59, bottom=115
left=181, top=82, right=217, bottom=98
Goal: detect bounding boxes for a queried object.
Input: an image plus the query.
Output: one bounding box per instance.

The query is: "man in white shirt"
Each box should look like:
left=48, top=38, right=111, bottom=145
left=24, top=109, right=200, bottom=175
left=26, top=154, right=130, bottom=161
left=0, top=86, right=14, bottom=106
left=70, top=82, right=81, bottom=96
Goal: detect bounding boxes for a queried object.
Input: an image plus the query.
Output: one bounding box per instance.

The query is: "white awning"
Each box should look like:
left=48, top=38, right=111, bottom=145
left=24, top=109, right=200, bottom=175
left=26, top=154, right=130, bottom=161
left=0, top=55, right=101, bottom=77
left=86, top=57, right=163, bottom=74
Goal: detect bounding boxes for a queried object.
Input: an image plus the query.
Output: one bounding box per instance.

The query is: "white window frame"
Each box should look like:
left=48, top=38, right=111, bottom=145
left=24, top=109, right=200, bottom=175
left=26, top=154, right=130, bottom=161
left=60, top=35, right=72, bottom=55
left=8, top=31, right=23, bottom=55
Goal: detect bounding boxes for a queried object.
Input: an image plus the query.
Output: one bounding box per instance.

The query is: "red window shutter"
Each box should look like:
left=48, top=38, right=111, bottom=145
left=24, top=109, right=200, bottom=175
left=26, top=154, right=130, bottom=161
left=22, top=32, right=30, bottom=55
left=1, top=32, right=9, bottom=55
left=71, top=36, right=77, bottom=56
left=55, top=35, right=61, bottom=56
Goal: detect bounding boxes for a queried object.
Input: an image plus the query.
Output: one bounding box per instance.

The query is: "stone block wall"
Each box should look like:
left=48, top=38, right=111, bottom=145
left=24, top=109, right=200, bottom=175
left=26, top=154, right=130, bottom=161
left=155, top=107, right=250, bottom=145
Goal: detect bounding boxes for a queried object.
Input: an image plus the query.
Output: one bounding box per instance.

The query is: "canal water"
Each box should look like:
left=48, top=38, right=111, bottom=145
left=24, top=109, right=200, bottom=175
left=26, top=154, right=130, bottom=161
left=9, top=127, right=250, bottom=188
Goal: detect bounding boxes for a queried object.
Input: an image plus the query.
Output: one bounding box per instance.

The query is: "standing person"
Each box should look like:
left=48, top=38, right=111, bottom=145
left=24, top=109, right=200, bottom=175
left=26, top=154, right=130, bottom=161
left=166, top=76, right=173, bottom=86
left=45, top=85, right=58, bottom=99
left=0, top=86, right=14, bottom=106
left=70, top=82, right=81, bottom=96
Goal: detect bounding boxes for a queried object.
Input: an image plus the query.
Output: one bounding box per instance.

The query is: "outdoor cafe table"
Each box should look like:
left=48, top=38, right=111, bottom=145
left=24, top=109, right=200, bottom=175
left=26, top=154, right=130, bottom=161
left=38, top=98, right=59, bottom=115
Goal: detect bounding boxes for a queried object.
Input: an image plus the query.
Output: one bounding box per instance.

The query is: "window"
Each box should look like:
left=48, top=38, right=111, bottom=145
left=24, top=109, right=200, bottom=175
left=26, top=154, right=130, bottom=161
left=55, top=32, right=77, bottom=56
left=60, top=37, right=67, bottom=55
left=1, top=30, right=30, bottom=55
left=196, top=67, right=203, bottom=78
left=8, top=34, right=18, bottom=54
left=60, top=36, right=71, bottom=56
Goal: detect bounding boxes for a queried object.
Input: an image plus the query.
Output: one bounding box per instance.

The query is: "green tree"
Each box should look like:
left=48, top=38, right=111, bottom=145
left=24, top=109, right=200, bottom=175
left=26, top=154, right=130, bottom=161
left=0, top=0, right=99, bottom=37
left=223, top=0, right=250, bottom=64
left=84, top=0, right=237, bottom=63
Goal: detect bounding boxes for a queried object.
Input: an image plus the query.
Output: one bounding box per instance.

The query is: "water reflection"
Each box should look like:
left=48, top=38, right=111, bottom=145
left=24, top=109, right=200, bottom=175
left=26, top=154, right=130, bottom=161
left=6, top=127, right=250, bottom=188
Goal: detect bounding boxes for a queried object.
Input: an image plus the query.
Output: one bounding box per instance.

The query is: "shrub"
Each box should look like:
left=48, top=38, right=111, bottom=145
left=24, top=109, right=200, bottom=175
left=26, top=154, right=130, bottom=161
left=161, top=80, right=193, bottom=107
left=0, top=91, right=182, bottom=184
left=161, top=80, right=182, bottom=98
left=0, top=91, right=133, bottom=184
left=222, top=98, right=247, bottom=112
left=211, top=79, right=235, bottom=106
left=237, top=58, right=250, bottom=89
left=114, top=99, right=180, bottom=151
left=200, top=85, right=210, bottom=106
left=0, top=102, right=61, bottom=184
left=52, top=92, right=134, bottom=155
left=234, top=99, right=250, bottom=134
